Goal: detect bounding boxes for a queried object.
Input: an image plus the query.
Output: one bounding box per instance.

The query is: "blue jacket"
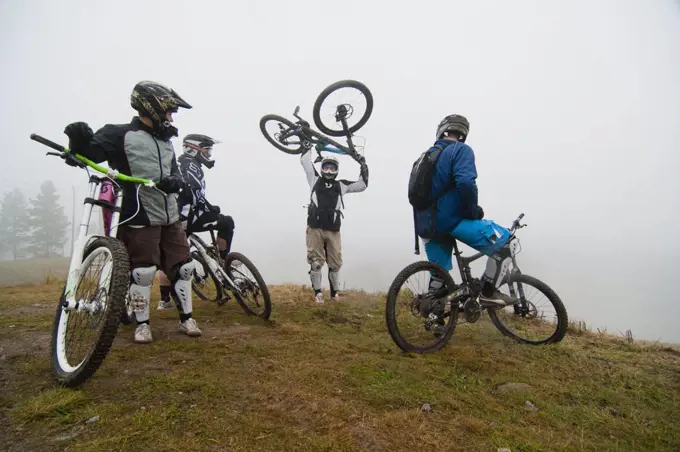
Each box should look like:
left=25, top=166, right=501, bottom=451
left=414, top=139, right=479, bottom=238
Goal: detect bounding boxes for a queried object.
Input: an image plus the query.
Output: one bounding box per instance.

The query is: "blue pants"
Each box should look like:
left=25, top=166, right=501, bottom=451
left=423, top=219, right=511, bottom=271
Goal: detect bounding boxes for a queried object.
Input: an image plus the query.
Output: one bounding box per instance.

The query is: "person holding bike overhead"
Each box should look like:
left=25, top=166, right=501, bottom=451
left=411, top=114, right=517, bottom=306
left=302, top=144, right=369, bottom=303
left=62, top=80, right=202, bottom=343
left=157, top=133, right=235, bottom=310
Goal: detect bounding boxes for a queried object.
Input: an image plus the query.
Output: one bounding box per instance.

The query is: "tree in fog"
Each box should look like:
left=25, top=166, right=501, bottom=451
left=0, top=188, right=30, bottom=260
left=27, top=180, right=69, bottom=258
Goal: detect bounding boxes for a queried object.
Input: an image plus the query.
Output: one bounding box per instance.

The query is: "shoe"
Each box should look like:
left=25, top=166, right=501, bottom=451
left=179, top=318, right=202, bottom=337
left=314, top=292, right=324, bottom=304
left=156, top=299, right=174, bottom=311
left=134, top=324, right=153, bottom=343
left=479, top=289, right=518, bottom=307
left=330, top=292, right=341, bottom=301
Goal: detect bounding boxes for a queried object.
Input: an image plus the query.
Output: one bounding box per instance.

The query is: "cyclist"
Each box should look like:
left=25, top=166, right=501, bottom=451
left=62, top=80, right=202, bottom=343
left=157, top=133, right=235, bottom=309
left=301, top=144, right=369, bottom=303
left=413, top=114, right=517, bottom=306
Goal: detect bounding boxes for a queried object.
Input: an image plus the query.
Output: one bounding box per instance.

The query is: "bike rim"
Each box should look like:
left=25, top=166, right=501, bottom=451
left=261, top=116, right=304, bottom=153
left=227, top=258, right=266, bottom=316
left=55, top=247, right=114, bottom=374
left=315, top=85, right=371, bottom=135
left=492, top=279, right=561, bottom=343
left=389, top=267, right=455, bottom=351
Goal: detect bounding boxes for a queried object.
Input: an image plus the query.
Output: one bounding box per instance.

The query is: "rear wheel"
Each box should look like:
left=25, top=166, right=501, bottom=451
left=225, top=252, right=272, bottom=319
left=50, top=237, right=130, bottom=387
left=313, top=80, right=374, bottom=137
left=385, top=261, right=459, bottom=353
left=259, top=114, right=306, bottom=155
left=487, top=273, right=568, bottom=344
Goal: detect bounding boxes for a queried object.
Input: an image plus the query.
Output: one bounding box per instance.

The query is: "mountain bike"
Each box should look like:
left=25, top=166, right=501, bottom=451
left=385, top=213, right=569, bottom=353
left=29, top=133, right=153, bottom=387
left=187, top=230, right=272, bottom=319
left=259, top=79, right=373, bottom=162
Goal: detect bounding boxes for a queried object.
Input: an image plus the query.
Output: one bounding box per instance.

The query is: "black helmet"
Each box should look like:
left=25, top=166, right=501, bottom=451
left=183, top=134, right=221, bottom=169
left=130, top=80, right=192, bottom=138
left=436, top=114, right=470, bottom=142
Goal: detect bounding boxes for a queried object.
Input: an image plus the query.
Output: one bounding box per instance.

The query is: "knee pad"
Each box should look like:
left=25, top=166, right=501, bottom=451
left=219, top=215, right=235, bottom=231
left=483, top=254, right=512, bottom=288
left=310, top=260, right=324, bottom=272
left=309, top=269, right=322, bottom=291
left=172, top=260, right=194, bottom=314
left=328, top=270, right=340, bottom=293
left=129, top=265, right=157, bottom=322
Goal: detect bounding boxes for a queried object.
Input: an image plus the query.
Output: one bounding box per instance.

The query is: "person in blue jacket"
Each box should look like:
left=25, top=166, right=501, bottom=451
left=414, top=114, right=517, bottom=306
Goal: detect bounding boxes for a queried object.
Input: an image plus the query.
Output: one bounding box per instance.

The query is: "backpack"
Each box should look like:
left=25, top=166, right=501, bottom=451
left=408, top=143, right=458, bottom=254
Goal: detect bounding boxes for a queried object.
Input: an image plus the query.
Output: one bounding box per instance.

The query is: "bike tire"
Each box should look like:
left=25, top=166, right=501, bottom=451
left=312, top=80, right=374, bottom=137
left=191, top=250, right=223, bottom=302
left=259, top=114, right=306, bottom=155
left=385, top=261, right=459, bottom=353
left=487, top=273, right=568, bottom=345
left=50, top=237, right=130, bottom=388
left=224, top=252, right=272, bottom=319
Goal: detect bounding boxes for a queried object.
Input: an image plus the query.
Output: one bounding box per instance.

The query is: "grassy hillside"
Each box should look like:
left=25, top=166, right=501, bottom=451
left=1, top=282, right=679, bottom=451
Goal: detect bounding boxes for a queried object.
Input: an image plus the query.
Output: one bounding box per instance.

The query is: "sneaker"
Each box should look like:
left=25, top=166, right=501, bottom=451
left=479, top=289, right=518, bottom=307
left=179, top=318, right=202, bottom=337
left=134, top=324, right=153, bottom=343
left=331, top=293, right=341, bottom=301
left=156, top=299, right=174, bottom=311
left=314, top=292, right=324, bottom=304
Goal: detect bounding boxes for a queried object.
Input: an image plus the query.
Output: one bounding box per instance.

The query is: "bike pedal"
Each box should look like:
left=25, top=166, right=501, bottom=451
left=217, top=294, right=231, bottom=306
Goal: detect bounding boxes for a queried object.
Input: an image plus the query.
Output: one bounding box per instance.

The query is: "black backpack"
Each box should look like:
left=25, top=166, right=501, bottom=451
left=408, top=143, right=457, bottom=254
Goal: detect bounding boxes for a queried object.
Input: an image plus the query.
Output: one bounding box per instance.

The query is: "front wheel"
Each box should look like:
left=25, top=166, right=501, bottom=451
left=259, top=114, right=306, bottom=155
left=487, top=273, right=568, bottom=344
left=385, top=261, right=459, bottom=353
left=225, top=252, right=272, bottom=319
left=313, top=80, right=374, bottom=137
left=50, top=237, right=130, bottom=387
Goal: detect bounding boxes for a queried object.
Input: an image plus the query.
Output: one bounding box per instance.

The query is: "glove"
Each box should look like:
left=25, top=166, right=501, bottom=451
left=63, top=122, right=93, bottom=166
left=354, top=154, right=366, bottom=164
left=156, top=175, right=184, bottom=194
left=476, top=205, right=485, bottom=220
left=359, top=158, right=368, bottom=184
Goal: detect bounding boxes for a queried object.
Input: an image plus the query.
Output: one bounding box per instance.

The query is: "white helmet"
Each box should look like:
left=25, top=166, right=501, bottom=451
left=183, top=133, right=221, bottom=169
left=320, top=156, right=339, bottom=180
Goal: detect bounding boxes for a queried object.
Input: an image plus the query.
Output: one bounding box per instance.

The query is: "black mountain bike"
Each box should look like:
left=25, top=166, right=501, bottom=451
left=386, top=213, right=569, bottom=353
left=259, top=79, right=373, bottom=161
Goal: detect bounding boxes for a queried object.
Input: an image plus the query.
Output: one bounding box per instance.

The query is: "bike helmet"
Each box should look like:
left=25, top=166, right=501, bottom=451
left=320, top=156, right=339, bottom=180
left=436, top=114, right=470, bottom=142
left=130, top=80, right=192, bottom=137
left=183, top=134, right=221, bottom=169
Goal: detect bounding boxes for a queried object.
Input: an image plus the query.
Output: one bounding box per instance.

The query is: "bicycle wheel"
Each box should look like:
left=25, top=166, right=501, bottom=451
left=385, top=261, right=459, bottom=353
left=313, top=80, right=374, bottom=137
left=487, top=273, right=568, bottom=344
left=191, top=250, right=223, bottom=302
left=50, top=237, right=130, bottom=387
left=224, top=252, right=272, bottom=319
left=259, top=114, right=306, bottom=154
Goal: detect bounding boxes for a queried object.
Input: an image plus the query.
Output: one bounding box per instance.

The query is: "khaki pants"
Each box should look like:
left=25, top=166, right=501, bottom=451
left=306, top=227, right=342, bottom=271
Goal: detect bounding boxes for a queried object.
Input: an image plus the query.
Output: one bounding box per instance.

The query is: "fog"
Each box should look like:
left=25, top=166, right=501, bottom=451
left=2, top=0, right=679, bottom=342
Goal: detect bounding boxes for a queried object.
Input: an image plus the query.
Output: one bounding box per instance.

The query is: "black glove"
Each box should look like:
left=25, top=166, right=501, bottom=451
left=63, top=122, right=93, bottom=166
left=359, top=159, right=369, bottom=185
left=156, top=175, right=184, bottom=194
left=476, top=205, right=485, bottom=220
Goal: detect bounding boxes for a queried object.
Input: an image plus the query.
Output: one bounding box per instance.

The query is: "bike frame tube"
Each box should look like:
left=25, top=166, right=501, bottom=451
left=108, top=184, right=124, bottom=239
left=188, top=234, right=237, bottom=288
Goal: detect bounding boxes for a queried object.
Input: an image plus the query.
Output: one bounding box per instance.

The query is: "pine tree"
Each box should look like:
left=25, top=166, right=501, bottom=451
left=0, top=189, right=30, bottom=260
left=27, top=181, right=70, bottom=258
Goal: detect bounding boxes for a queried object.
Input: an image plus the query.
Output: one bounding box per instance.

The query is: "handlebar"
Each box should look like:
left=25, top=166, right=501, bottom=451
left=30, top=133, right=154, bottom=187
left=510, top=213, right=527, bottom=232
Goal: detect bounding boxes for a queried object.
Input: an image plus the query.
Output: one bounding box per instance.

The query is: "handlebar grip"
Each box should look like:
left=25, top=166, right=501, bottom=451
left=30, top=134, right=67, bottom=153
left=518, top=213, right=525, bottom=220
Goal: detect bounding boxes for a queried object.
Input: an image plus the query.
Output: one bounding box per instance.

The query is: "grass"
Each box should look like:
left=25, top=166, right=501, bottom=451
left=0, top=281, right=679, bottom=451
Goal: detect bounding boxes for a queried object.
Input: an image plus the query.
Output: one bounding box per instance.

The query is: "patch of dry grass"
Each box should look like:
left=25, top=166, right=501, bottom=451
left=0, top=282, right=679, bottom=451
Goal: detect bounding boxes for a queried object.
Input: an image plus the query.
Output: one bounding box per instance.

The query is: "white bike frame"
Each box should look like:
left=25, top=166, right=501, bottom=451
left=187, top=233, right=238, bottom=289
left=62, top=177, right=124, bottom=312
